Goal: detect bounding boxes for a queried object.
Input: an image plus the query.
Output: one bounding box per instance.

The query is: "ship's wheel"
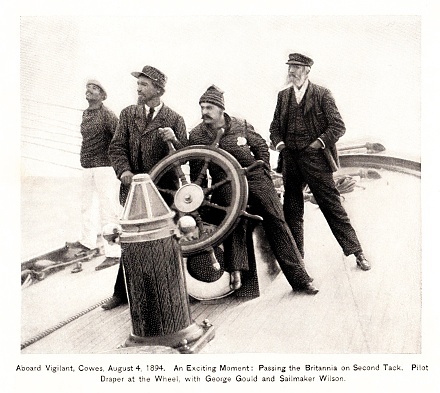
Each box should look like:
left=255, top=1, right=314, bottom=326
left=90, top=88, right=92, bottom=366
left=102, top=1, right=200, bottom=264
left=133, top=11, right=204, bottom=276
left=149, top=130, right=263, bottom=299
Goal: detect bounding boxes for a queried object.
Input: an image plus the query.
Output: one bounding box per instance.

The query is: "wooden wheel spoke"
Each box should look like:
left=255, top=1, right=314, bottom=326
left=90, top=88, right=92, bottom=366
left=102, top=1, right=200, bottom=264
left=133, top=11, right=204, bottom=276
left=191, top=212, right=216, bottom=240
left=156, top=187, right=176, bottom=197
left=192, top=212, right=205, bottom=231
left=170, top=162, right=189, bottom=185
left=205, top=177, right=232, bottom=195
left=201, top=200, right=229, bottom=213
left=194, top=158, right=212, bottom=186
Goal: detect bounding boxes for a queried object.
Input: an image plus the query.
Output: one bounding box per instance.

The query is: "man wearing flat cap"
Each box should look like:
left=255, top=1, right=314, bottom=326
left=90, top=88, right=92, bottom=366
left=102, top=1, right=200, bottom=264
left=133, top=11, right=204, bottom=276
left=102, top=65, right=188, bottom=310
left=269, top=53, right=371, bottom=271
left=67, top=80, right=121, bottom=273
left=188, top=85, right=318, bottom=295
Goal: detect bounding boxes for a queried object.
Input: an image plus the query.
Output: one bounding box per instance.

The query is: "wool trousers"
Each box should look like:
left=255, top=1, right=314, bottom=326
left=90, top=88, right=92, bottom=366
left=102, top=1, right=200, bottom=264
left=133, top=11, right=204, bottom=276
left=281, top=147, right=362, bottom=258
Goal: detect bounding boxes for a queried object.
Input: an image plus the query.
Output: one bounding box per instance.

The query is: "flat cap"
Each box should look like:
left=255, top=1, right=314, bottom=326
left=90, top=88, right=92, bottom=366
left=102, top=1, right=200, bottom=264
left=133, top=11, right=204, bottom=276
left=286, top=53, right=314, bottom=67
left=131, top=65, right=167, bottom=88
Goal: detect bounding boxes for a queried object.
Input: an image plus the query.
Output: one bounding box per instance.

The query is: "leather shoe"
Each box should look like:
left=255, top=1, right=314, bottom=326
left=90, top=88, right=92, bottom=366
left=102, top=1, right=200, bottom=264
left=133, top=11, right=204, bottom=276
left=95, top=257, right=119, bottom=271
left=294, top=282, right=319, bottom=295
left=302, top=283, right=319, bottom=295
left=230, top=271, right=242, bottom=290
left=356, top=253, right=371, bottom=271
left=102, top=296, right=127, bottom=310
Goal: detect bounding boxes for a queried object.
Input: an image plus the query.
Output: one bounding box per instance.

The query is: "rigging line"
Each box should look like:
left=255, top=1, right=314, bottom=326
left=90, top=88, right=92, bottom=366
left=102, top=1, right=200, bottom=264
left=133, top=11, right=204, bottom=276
left=21, top=97, right=83, bottom=111
left=21, top=155, right=81, bottom=170
left=20, top=296, right=113, bottom=350
left=23, top=111, right=81, bottom=127
left=22, top=119, right=80, bottom=134
left=21, top=125, right=81, bottom=139
left=21, top=140, right=80, bottom=155
left=22, top=134, right=81, bottom=147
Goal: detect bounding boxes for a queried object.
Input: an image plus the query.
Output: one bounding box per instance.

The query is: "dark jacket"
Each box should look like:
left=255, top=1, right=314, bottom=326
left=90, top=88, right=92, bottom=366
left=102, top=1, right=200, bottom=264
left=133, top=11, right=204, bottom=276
left=109, top=103, right=188, bottom=178
left=189, top=114, right=312, bottom=289
left=189, top=113, right=270, bottom=170
left=269, top=81, right=345, bottom=171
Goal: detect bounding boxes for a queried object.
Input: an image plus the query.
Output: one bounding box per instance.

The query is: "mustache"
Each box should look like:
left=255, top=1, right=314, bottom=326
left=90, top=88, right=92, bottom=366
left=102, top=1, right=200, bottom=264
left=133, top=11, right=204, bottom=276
left=202, top=115, right=213, bottom=120
left=286, top=73, right=300, bottom=85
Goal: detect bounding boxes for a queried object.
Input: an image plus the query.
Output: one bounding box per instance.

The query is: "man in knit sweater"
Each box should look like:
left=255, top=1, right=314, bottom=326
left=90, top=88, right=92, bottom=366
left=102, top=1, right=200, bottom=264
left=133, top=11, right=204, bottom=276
left=68, top=80, right=121, bottom=273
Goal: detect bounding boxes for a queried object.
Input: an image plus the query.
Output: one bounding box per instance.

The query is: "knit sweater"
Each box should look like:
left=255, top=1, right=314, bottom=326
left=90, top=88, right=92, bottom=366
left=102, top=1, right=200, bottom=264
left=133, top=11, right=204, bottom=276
left=80, top=104, right=118, bottom=168
left=189, top=113, right=270, bottom=169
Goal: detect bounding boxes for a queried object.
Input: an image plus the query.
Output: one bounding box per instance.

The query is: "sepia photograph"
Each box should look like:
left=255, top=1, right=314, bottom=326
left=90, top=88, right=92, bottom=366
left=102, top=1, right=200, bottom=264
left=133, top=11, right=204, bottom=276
left=3, top=1, right=439, bottom=392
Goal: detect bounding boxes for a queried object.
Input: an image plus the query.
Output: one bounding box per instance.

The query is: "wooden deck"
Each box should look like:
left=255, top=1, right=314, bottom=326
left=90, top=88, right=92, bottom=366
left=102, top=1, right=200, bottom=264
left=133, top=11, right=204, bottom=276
left=21, top=167, right=421, bottom=354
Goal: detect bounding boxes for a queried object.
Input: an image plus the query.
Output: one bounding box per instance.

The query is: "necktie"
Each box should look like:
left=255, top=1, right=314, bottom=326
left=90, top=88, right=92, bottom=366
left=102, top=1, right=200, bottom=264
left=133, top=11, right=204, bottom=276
left=138, top=107, right=155, bottom=170
left=146, top=106, right=155, bottom=124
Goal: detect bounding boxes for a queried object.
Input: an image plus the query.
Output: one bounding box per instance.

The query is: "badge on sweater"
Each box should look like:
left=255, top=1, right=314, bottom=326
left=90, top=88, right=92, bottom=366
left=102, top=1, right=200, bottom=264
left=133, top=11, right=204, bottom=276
left=237, top=137, right=247, bottom=146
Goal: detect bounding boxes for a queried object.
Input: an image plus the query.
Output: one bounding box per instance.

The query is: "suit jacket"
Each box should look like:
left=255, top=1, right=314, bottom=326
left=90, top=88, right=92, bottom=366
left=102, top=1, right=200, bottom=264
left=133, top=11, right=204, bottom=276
left=109, top=103, right=188, bottom=205
left=109, top=103, right=188, bottom=178
left=269, top=81, right=346, bottom=171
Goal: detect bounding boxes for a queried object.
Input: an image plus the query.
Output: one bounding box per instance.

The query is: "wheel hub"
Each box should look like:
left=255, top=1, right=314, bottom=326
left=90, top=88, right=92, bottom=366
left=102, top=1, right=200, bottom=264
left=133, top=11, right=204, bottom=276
left=174, top=183, right=205, bottom=213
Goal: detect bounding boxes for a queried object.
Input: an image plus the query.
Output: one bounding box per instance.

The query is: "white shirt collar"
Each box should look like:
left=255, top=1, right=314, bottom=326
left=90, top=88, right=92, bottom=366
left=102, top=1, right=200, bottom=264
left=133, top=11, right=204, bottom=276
left=145, top=101, right=163, bottom=119
left=293, top=79, right=309, bottom=103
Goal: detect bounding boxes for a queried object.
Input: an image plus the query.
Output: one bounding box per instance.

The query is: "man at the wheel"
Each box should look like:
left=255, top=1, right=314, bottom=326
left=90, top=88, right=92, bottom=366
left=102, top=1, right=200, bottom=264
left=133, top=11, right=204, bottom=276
left=188, top=85, right=318, bottom=295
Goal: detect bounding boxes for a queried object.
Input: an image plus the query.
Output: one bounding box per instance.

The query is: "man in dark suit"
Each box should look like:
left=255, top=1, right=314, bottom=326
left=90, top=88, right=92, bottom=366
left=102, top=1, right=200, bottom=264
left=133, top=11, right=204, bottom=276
left=189, top=85, right=318, bottom=295
left=269, top=53, right=370, bottom=271
left=102, top=65, right=188, bottom=310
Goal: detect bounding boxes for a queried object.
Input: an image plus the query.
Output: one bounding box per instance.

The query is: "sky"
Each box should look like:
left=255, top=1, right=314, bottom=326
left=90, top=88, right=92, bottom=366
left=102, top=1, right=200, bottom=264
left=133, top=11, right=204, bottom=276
left=19, top=14, right=421, bottom=176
